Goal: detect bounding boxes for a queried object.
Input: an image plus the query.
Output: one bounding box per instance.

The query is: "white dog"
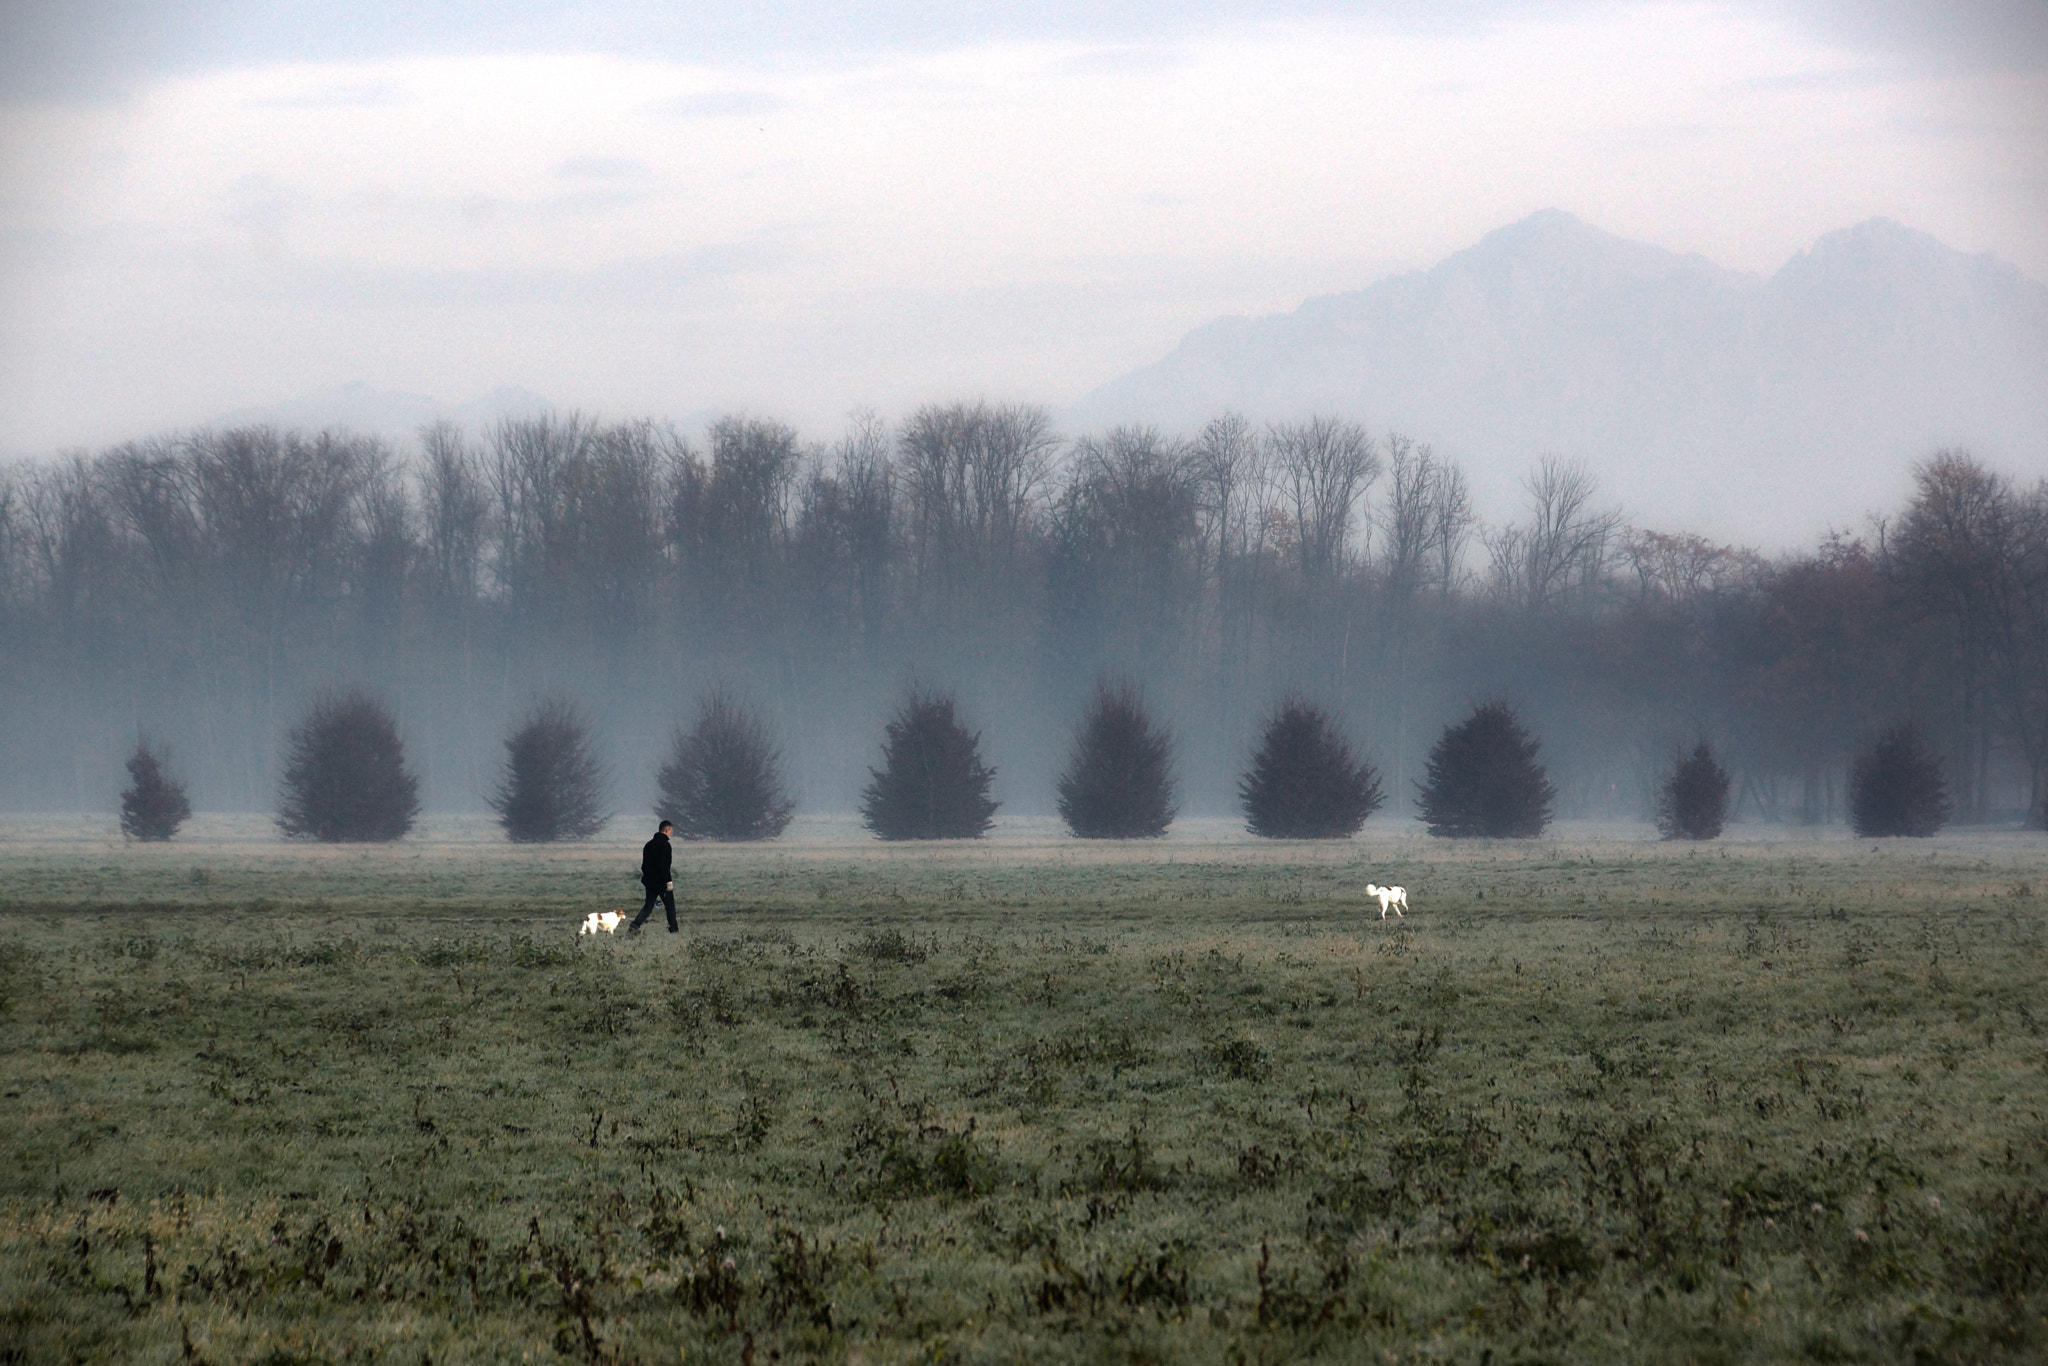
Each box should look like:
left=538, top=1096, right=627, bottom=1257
left=1364, top=883, right=1408, bottom=918
left=579, top=910, right=626, bottom=936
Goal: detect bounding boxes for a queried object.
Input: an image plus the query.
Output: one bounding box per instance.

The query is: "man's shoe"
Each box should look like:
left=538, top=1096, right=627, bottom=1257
left=626, top=924, right=642, bottom=936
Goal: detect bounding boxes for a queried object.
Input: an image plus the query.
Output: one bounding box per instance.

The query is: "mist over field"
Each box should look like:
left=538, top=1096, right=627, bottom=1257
left=3, top=401, right=2046, bottom=830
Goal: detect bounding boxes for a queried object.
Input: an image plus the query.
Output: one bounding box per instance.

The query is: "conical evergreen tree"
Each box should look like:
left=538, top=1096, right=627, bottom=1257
left=1849, top=723, right=1951, bottom=837
left=1056, top=678, right=1178, bottom=838
left=489, top=695, right=609, bottom=842
left=1416, top=701, right=1555, bottom=838
left=657, top=690, right=795, bottom=841
left=1655, top=741, right=1730, bottom=840
left=1239, top=696, right=1383, bottom=839
left=276, top=689, right=420, bottom=842
left=119, top=738, right=192, bottom=841
left=861, top=689, right=998, bottom=840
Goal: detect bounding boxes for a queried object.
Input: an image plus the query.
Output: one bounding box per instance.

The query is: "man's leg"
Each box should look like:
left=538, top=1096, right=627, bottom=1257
left=629, top=886, right=660, bottom=930
left=662, top=888, right=678, bottom=932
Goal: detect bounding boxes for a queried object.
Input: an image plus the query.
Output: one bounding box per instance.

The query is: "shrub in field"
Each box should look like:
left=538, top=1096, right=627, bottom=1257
left=1656, top=741, right=1730, bottom=840
left=1416, top=700, right=1554, bottom=838
left=658, top=689, right=794, bottom=841
left=119, top=738, right=192, bottom=841
left=1239, top=696, right=1383, bottom=839
left=861, top=688, right=998, bottom=840
left=1056, top=678, right=1178, bottom=838
left=488, top=696, right=609, bottom=842
left=1850, top=723, right=1951, bottom=837
left=275, top=689, right=420, bottom=842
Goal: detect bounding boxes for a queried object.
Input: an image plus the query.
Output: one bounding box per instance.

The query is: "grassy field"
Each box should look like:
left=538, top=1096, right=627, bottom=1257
left=3, top=814, right=2046, bottom=1364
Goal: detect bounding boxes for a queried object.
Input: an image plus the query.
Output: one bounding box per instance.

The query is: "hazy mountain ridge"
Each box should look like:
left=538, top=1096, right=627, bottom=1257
left=210, top=381, right=555, bottom=447
left=1072, top=211, right=2048, bottom=547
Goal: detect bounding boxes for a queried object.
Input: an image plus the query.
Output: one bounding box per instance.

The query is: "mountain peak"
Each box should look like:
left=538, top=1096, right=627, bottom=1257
left=1439, top=208, right=1735, bottom=287
left=1772, top=216, right=2034, bottom=306
left=1783, top=215, right=2016, bottom=278
left=1814, top=216, right=1946, bottom=253
left=1478, top=207, right=1599, bottom=244
left=1070, top=212, right=2048, bottom=549
left=1459, top=208, right=1626, bottom=265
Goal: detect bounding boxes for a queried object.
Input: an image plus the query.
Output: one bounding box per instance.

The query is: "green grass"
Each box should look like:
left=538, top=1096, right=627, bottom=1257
left=2, top=815, right=2046, bottom=1363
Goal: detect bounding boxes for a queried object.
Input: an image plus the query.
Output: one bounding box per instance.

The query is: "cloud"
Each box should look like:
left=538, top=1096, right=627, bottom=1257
left=553, top=153, right=653, bottom=179
left=205, top=239, right=792, bottom=311
left=247, top=79, right=401, bottom=108
left=1733, top=66, right=1909, bottom=93
left=1764, top=0, right=2048, bottom=75
left=1597, top=122, right=1717, bottom=153
left=1046, top=44, right=1190, bottom=78
left=1886, top=112, right=2009, bottom=141
left=658, top=89, right=791, bottom=120
left=7, top=1, right=2044, bottom=115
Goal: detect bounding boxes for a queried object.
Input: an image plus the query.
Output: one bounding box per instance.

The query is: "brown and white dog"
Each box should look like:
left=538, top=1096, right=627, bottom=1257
left=579, top=910, right=626, bottom=936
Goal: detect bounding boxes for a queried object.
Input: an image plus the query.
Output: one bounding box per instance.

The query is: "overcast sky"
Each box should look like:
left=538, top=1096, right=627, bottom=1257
left=2, top=0, right=2043, bottom=455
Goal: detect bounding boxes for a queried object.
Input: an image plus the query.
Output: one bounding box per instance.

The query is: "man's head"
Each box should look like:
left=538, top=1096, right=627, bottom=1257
left=657, top=820, right=673, bottom=835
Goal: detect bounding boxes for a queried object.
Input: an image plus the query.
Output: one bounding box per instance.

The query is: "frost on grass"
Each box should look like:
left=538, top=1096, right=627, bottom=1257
left=1, top=832, right=2046, bottom=1361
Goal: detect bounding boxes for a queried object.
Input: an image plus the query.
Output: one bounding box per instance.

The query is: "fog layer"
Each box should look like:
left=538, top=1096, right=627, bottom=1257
left=3, top=410, right=2044, bottom=829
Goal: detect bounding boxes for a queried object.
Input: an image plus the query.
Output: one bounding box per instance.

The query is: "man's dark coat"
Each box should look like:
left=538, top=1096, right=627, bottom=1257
left=641, top=831, right=673, bottom=888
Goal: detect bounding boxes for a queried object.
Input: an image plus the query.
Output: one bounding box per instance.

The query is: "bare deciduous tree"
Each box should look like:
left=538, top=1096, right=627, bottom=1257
left=418, top=421, right=489, bottom=612
left=1267, top=416, right=1379, bottom=585
left=1429, top=457, right=1474, bottom=597
left=1378, top=435, right=1472, bottom=601
left=1485, top=458, right=1622, bottom=612
left=1622, top=531, right=1763, bottom=610
left=1192, top=411, right=1268, bottom=576
left=1048, top=428, right=1201, bottom=675
left=900, top=401, right=1056, bottom=586
left=835, top=408, right=896, bottom=650
left=1883, top=451, right=2027, bottom=821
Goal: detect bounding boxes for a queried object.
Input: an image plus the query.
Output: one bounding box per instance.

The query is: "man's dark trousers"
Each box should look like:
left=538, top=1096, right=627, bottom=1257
left=633, top=884, right=677, bottom=932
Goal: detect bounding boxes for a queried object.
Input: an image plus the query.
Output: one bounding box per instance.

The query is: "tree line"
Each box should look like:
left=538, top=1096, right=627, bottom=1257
left=122, top=677, right=1948, bottom=845
left=4, top=407, right=2044, bottom=826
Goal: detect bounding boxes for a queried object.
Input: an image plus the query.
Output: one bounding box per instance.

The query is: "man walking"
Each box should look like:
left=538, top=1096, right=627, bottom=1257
left=630, top=820, right=677, bottom=933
